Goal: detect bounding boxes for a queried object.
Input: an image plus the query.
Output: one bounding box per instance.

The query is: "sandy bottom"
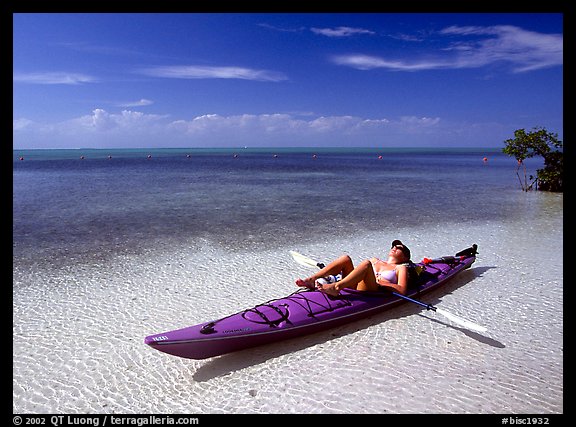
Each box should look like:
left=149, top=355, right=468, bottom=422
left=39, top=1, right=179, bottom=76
left=13, top=209, right=563, bottom=413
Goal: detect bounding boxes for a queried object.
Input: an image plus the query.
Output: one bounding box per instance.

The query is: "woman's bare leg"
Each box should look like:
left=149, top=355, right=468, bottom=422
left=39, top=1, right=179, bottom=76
left=295, top=254, right=354, bottom=288
left=317, top=259, right=379, bottom=296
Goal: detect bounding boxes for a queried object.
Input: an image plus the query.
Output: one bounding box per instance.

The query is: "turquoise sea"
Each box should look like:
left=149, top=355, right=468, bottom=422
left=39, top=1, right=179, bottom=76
left=13, top=147, right=542, bottom=272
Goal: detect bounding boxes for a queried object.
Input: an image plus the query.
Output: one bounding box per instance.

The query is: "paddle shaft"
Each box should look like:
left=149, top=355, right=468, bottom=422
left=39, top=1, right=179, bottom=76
left=391, top=292, right=435, bottom=311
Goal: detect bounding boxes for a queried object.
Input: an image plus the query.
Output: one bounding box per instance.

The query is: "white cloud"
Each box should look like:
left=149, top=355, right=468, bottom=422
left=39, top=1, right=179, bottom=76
left=332, top=25, right=562, bottom=73
left=68, top=109, right=168, bottom=132
left=15, top=109, right=169, bottom=141
left=13, top=72, right=97, bottom=85
left=399, top=116, right=441, bottom=126
left=309, top=115, right=360, bottom=132
left=332, top=54, right=449, bottom=71
left=441, top=25, right=563, bottom=72
left=137, top=65, right=288, bottom=82
left=13, top=109, right=444, bottom=148
left=170, top=114, right=405, bottom=137
left=116, top=98, right=154, bottom=107
left=13, top=118, right=34, bottom=131
left=169, top=113, right=308, bottom=135
left=311, top=26, right=375, bottom=37
left=258, top=23, right=306, bottom=33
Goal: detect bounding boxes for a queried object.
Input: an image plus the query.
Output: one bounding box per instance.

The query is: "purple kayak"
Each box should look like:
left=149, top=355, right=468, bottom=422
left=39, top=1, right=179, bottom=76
left=145, top=246, right=478, bottom=359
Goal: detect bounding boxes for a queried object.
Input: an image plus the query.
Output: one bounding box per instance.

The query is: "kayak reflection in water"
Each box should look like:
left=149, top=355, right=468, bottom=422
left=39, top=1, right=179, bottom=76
left=295, top=240, right=411, bottom=297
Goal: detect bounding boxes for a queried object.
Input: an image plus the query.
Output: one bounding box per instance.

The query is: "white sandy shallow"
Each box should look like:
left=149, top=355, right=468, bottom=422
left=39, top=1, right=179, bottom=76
left=13, top=195, right=563, bottom=414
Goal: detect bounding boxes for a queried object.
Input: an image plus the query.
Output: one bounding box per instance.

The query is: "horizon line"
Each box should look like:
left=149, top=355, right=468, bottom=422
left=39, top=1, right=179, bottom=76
left=13, top=146, right=504, bottom=152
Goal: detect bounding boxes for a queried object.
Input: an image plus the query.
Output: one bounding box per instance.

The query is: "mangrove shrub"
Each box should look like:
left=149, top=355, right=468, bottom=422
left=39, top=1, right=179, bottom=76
left=502, top=127, right=563, bottom=192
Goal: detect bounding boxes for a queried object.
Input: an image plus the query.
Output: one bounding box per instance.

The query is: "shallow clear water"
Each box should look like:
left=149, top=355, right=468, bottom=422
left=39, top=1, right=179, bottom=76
left=13, top=148, right=562, bottom=413
left=13, top=148, right=535, bottom=268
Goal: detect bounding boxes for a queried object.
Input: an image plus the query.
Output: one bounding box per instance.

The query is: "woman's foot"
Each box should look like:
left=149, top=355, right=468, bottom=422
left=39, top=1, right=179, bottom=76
left=295, top=277, right=316, bottom=290
left=316, top=282, right=340, bottom=296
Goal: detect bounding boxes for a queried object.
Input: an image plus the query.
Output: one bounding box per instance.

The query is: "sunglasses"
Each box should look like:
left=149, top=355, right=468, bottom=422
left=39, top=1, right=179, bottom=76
left=392, top=245, right=409, bottom=255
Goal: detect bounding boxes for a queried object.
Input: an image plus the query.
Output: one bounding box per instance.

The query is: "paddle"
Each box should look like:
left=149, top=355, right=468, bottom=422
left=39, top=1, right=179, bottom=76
left=289, top=251, right=487, bottom=333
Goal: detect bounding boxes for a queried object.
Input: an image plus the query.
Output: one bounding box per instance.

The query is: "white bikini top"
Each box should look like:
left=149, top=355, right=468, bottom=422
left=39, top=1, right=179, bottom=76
left=376, top=268, right=398, bottom=284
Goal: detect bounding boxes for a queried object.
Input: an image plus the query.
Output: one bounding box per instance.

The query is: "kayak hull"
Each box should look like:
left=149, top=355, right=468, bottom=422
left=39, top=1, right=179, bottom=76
left=145, top=253, right=475, bottom=359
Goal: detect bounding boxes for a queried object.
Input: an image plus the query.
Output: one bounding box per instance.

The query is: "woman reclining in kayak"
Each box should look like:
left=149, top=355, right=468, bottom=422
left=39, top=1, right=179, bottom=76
left=295, top=240, right=411, bottom=296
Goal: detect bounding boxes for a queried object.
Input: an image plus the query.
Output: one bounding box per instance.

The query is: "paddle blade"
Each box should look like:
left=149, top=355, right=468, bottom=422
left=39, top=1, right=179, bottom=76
left=289, top=251, right=319, bottom=269
left=435, top=307, right=487, bottom=333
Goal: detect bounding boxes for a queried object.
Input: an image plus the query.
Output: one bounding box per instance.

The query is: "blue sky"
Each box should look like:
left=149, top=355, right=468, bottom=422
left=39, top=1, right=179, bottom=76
left=13, top=13, right=563, bottom=149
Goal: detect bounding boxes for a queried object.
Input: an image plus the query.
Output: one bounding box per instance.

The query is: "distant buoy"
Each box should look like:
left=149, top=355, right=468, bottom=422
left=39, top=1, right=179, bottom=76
left=312, top=154, right=317, bottom=159
left=233, top=154, right=239, bottom=158
left=19, top=156, right=24, bottom=161
left=186, top=154, right=191, bottom=158
left=483, top=157, right=488, bottom=162
left=273, top=154, right=278, bottom=158
left=378, top=155, right=383, bottom=160
left=108, top=155, right=112, bottom=159
left=147, top=154, right=152, bottom=159
left=80, top=155, right=85, bottom=160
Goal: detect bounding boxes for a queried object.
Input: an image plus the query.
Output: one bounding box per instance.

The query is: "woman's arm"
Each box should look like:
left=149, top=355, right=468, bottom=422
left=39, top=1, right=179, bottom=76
left=375, top=265, right=408, bottom=295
